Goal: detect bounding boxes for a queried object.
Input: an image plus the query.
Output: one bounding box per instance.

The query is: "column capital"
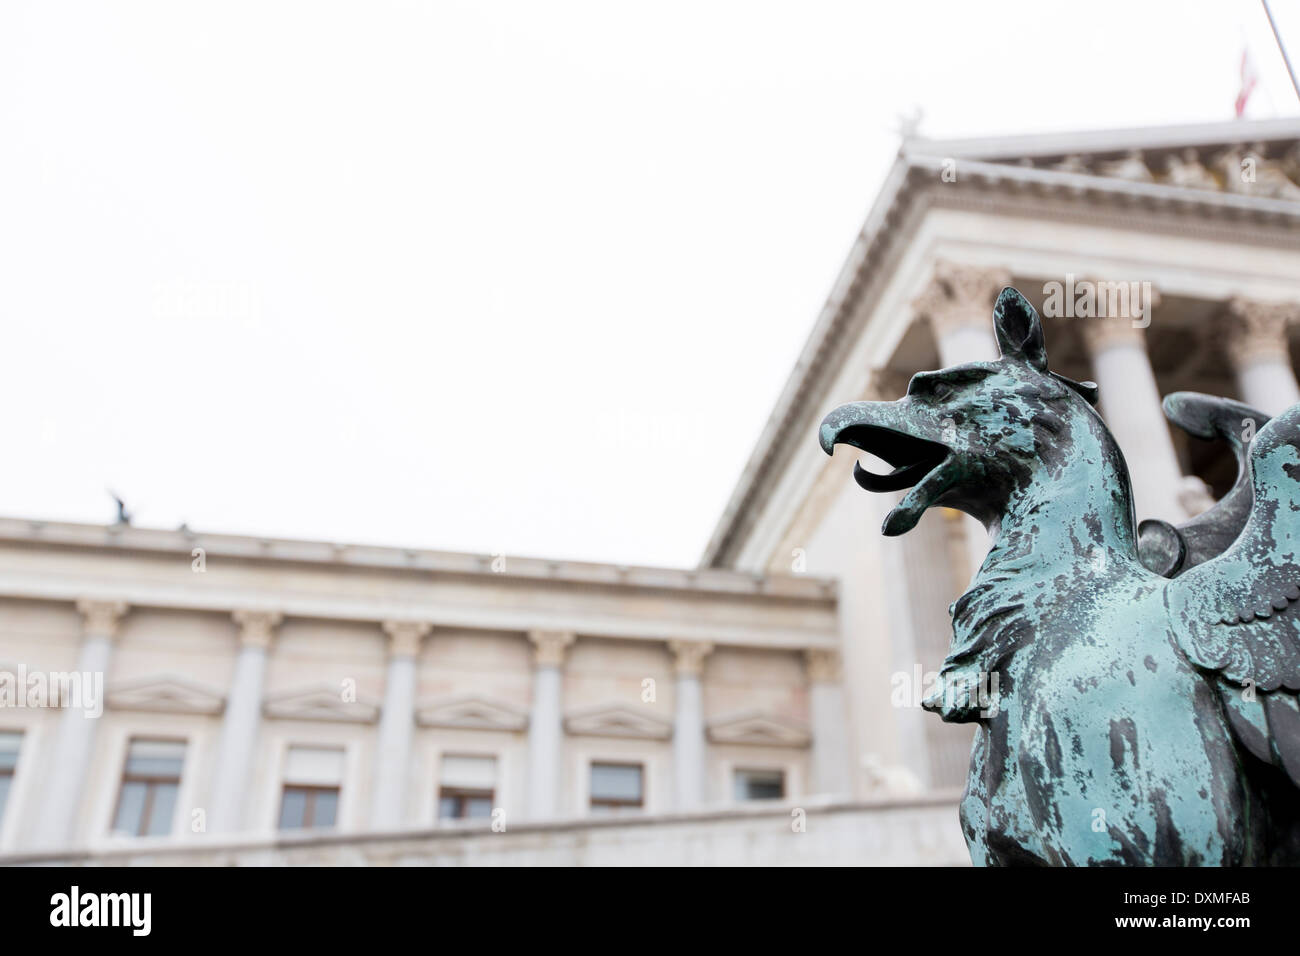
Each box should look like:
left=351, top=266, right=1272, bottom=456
left=912, top=261, right=1011, bottom=340
left=232, top=610, right=282, bottom=649
left=1222, top=297, right=1300, bottom=369
left=668, top=640, right=714, bottom=678
left=805, top=648, right=842, bottom=684
left=382, top=620, right=431, bottom=658
left=75, top=599, right=128, bottom=639
left=528, top=629, right=575, bottom=667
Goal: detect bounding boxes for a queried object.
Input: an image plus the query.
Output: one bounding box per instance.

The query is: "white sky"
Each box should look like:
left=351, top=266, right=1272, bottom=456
left=1, top=0, right=1298, bottom=568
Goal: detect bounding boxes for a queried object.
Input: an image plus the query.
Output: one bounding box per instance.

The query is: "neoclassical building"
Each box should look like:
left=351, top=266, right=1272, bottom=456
left=5, top=117, right=1300, bottom=865
left=702, top=115, right=1300, bottom=798
left=0, top=519, right=943, bottom=864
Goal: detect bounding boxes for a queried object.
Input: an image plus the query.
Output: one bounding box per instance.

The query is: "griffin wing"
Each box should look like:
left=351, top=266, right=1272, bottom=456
left=1138, top=392, right=1269, bottom=577
left=1169, top=401, right=1300, bottom=785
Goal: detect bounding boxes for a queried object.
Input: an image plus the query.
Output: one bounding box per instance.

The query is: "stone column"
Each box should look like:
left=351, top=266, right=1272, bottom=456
left=369, top=620, right=429, bottom=829
left=31, top=599, right=127, bottom=848
left=207, top=610, right=281, bottom=834
left=806, top=648, right=853, bottom=798
left=1223, top=297, right=1300, bottom=416
left=863, top=369, right=932, bottom=788
left=667, top=640, right=712, bottom=811
left=1080, top=313, right=1184, bottom=523
left=525, top=629, right=574, bottom=819
left=914, top=261, right=1009, bottom=366
left=912, top=262, right=1011, bottom=578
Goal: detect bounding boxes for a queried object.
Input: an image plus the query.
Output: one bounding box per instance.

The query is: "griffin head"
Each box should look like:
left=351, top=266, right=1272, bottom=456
left=818, top=286, right=1098, bottom=536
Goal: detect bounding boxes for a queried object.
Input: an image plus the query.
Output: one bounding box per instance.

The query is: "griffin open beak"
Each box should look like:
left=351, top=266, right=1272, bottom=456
left=818, top=400, right=953, bottom=535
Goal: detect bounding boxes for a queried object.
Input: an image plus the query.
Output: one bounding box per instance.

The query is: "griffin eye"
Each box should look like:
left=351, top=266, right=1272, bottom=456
left=908, top=366, right=992, bottom=400
left=910, top=376, right=957, bottom=399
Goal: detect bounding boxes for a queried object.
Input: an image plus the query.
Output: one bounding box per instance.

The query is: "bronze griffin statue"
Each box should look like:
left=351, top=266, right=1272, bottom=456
left=819, top=287, right=1300, bottom=866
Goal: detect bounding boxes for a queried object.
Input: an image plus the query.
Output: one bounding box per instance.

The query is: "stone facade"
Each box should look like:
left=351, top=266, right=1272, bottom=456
left=0, top=518, right=889, bottom=864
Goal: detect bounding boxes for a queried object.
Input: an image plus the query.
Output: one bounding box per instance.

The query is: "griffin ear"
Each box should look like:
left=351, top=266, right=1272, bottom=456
left=993, top=287, right=1048, bottom=371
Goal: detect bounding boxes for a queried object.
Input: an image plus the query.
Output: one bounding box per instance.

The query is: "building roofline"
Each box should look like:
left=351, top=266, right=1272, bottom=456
left=902, top=115, right=1300, bottom=162
left=0, top=515, right=835, bottom=601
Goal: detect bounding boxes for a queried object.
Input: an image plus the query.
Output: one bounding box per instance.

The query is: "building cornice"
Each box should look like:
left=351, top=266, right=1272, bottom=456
left=0, top=516, right=833, bottom=602
left=0, top=518, right=838, bottom=651
left=901, top=116, right=1300, bottom=163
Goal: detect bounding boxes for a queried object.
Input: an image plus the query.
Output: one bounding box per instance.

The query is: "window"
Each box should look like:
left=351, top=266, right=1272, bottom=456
left=112, top=739, right=185, bottom=837
left=0, top=732, right=20, bottom=826
left=437, top=754, right=496, bottom=821
left=279, top=746, right=343, bottom=830
left=734, top=768, right=785, bottom=802
left=589, top=762, right=643, bottom=813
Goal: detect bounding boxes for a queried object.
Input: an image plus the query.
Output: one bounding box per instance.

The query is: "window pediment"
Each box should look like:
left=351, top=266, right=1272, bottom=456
left=263, top=684, right=380, bottom=723
left=416, top=694, right=528, bottom=732
left=707, top=711, right=810, bottom=748
left=106, top=675, right=226, bottom=716
left=564, top=703, right=672, bottom=741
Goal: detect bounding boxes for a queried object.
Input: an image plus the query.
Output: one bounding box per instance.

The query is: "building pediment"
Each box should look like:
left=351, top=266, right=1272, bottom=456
left=106, top=675, right=226, bottom=715
left=263, top=685, right=380, bottom=723
left=416, top=694, right=528, bottom=732
left=707, top=711, right=810, bottom=748
left=564, top=703, right=672, bottom=740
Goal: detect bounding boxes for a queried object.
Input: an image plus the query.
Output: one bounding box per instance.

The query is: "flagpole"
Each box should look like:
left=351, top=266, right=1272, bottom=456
left=1262, top=0, right=1300, bottom=104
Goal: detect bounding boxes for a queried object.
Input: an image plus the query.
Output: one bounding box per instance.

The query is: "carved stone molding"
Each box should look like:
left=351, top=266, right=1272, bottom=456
left=1222, top=297, right=1300, bottom=369
left=232, top=609, right=282, bottom=650
left=106, top=675, right=226, bottom=716
left=912, top=261, right=1012, bottom=341
left=668, top=640, right=713, bottom=678
left=563, top=703, right=673, bottom=740
left=1096, top=150, right=1154, bottom=184
left=706, top=710, right=811, bottom=748
left=1217, top=144, right=1300, bottom=200
left=981, top=141, right=1300, bottom=198
left=805, top=648, right=842, bottom=684
left=1163, top=148, right=1217, bottom=190
left=76, top=599, right=128, bottom=640
left=263, top=684, right=381, bottom=723
left=381, top=620, right=432, bottom=658
left=528, top=629, right=575, bottom=668
left=416, top=694, right=529, bottom=732
left=1052, top=155, right=1089, bottom=175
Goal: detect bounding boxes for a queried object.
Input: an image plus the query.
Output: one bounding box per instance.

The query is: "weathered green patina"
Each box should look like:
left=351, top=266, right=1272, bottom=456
left=819, top=287, right=1300, bottom=866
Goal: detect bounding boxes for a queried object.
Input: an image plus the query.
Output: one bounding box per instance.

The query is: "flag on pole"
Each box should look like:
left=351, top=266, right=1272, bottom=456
left=1236, top=47, right=1259, bottom=117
